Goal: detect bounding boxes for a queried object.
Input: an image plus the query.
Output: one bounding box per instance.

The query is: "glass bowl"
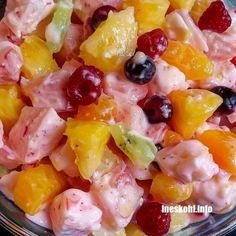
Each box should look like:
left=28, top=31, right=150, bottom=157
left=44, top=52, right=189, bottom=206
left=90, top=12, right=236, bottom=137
left=0, top=0, right=236, bottom=235
left=0, top=190, right=236, bottom=236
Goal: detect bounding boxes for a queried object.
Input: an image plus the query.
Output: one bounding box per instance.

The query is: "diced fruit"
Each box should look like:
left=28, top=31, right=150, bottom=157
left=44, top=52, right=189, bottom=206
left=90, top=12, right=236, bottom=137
left=91, top=5, right=118, bottom=31
left=142, top=95, right=173, bottom=123
left=211, top=86, right=236, bottom=114
left=198, top=0, right=232, bottom=33
left=20, top=35, right=58, bottom=79
left=169, top=0, right=196, bottom=11
left=45, top=0, right=73, bottom=53
left=136, top=202, right=171, bottom=236
left=231, top=56, right=236, bottom=67
left=190, top=0, right=214, bottom=23
left=126, top=223, right=146, bottom=236
left=150, top=172, right=193, bottom=204
left=123, top=0, right=170, bottom=34
left=162, top=40, right=213, bottom=80
left=66, top=66, right=103, bottom=106
left=197, top=130, right=236, bottom=175
left=13, top=164, right=68, bottom=215
left=125, top=52, right=156, bottom=85
left=168, top=212, right=189, bottom=233
left=66, top=119, right=110, bottom=180
left=168, top=89, right=223, bottom=139
left=76, top=96, right=117, bottom=122
left=80, top=7, right=138, bottom=72
left=0, top=85, right=24, bottom=134
left=137, top=29, right=168, bottom=59
left=163, top=130, right=183, bottom=147
left=111, top=123, right=157, bottom=168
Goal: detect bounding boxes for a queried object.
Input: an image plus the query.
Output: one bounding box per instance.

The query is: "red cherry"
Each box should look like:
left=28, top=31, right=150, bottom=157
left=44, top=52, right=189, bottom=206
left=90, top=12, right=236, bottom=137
left=198, top=0, right=231, bottom=33
left=66, top=65, right=103, bottom=106
left=136, top=201, right=171, bottom=236
left=137, top=29, right=168, bottom=59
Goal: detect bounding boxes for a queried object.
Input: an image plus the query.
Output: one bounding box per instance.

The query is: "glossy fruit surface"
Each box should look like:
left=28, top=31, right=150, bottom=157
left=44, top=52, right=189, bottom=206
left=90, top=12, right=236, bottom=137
left=66, top=65, right=103, bottom=106
left=66, top=119, right=110, bottom=180
left=163, top=130, right=183, bottom=147
left=80, top=7, right=138, bottom=72
left=168, top=89, right=223, bottom=139
left=150, top=172, right=193, bottom=204
left=91, top=5, right=117, bottom=31
left=13, top=164, right=68, bottom=215
left=169, top=0, right=196, bottom=11
left=211, top=86, right=236, bottom=114
left=143, top=95, right=173, bottom=123
left=162, top=40, right=213, bottom=80
left=20, top=35, right=58, bottom=79
left=0, top=85, right=24, bottom=133
left=125, top=52, right=156, bottom=85
left=123, top=0, right=170, bottom=34
left=198, top=0, right=231, bottom=33
left=136, top=201, right=171, bottom=236
left=137, top=29, right=168, bottom=58
left=76, top=95, right=117, bottom=122
left=197, top=130, right=236, bottom=175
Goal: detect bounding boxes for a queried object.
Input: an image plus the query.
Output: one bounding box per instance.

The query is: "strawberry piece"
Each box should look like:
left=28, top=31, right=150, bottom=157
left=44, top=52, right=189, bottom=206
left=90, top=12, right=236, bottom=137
left=136, top=201, right=171, bottom=236
left=198, top=0, right=231, bottom=33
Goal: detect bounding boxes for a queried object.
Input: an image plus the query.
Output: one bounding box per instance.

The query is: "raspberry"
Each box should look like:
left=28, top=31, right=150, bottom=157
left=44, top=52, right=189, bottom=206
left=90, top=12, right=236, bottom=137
left=198, top=0, right=231, bottom=33
left=136, top=201, right=171, bottom=236
left=231, top=56, right=236, bottom=67
left=137, top=29, right=168, bottom=59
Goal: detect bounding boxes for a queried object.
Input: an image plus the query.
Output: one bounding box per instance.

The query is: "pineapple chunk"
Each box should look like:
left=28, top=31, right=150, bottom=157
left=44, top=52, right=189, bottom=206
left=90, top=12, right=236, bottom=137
left=169, top=0, right=196, bottom=11
left=123, top=0, right=170, bottom=34
left=191, top=0, right=213, bottom=23
left=168, top=212, right=189, bottom=233
left=126, top=223, right=146, bottom=236
left=20, top=35, right=58, bottom=79
left=80, top=7, right=137, bottom=72
left=13, top=164, right=68, bottom=215
left=168, top=89, right=222, bottom=139
left=65, top=119, right=110, bottom=180
left=0, top=85, right=24, bottom=134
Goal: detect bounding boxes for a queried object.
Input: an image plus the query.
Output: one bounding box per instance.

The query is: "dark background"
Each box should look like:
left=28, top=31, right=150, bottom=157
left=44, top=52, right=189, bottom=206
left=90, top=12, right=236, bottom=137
left=0, top=0, right=236, bottom=235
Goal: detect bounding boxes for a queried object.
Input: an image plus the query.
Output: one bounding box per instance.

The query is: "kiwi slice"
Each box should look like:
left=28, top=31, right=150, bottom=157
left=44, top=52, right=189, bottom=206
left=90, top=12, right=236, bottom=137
left=111, top=123, right=157, bottom=168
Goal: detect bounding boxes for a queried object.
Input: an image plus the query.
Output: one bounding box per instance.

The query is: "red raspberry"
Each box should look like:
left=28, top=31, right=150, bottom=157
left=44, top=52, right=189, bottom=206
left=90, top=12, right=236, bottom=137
left=198, top=0, right=232, bottom=33
left=136, top=201, right=171, bottom=236
left=231, top=56, right=236, bottom=67
left=137, top=29, right=168, bottom=59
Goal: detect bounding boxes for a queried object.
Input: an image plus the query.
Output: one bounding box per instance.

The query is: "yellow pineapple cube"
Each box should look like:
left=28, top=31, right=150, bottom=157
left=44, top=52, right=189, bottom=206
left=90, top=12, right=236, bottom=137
left=80, top=7, right=138, bottom=72
left=0, top=85, right=24, bottom=134
left=13, top=164, right=68, bottom=215
left=168, top=212, right=189, bottom=233
left=126, top=223, right=146, bottom=236
left=123, top=0, right=170, bottom=34
left=169, top=0, right=196, bottom=11
left=65, top=119, right=110, bottom=180
left=20, top=35, right=58, bottom=79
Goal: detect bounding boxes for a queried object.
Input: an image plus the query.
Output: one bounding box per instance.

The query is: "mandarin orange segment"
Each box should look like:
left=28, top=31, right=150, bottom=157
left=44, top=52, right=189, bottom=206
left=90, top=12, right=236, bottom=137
left=168, top=89, right=222, bottom=139
left=162, top=40, right=213, bottom=80
left=13, top=164, right=68, bottom=215
left=123, top=0, right=170, bottom=34
left=163, top=130, right=183, bottom=147
left=76, top=96, right=117, bottom=122
left=150, top=172, right=193, bottom=204
left=197, top=130, right=236, bottom=175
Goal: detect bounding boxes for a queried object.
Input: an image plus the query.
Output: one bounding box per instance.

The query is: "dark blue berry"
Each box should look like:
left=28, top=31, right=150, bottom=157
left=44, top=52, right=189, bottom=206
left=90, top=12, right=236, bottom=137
left=155, top=143, right=163, bottom=151
left=143, top=95, right=173, bottom=123
left=211, top=86, right=236, bottom=113
left=125, top=52, right=156, bottom=85
left=91, top=5, right=117, bottom=31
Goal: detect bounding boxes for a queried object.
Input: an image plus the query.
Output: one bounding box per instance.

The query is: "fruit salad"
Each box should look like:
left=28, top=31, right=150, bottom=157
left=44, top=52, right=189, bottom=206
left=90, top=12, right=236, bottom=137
left=0, top=0, right=235, bottom=235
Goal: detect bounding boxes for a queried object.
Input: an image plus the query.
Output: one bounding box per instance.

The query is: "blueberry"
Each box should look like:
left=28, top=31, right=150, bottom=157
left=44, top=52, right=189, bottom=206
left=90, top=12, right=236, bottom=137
left=143, top=95, right=173, bottom=123
left=155, top=143, right=163, bottom=151
left=125, top=52, right=156, bottom=85
left=211, top=86, right=236, bottom=113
